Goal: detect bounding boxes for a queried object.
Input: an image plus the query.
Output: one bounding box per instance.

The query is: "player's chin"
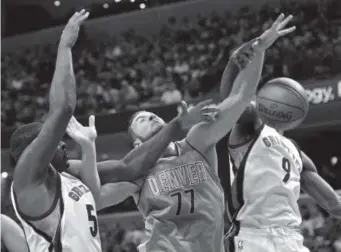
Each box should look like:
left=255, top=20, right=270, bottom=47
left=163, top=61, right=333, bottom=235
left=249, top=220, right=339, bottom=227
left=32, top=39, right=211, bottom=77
left=152, top=123, right=164, bottom=134
left=146, top=124, right=164, bottom=139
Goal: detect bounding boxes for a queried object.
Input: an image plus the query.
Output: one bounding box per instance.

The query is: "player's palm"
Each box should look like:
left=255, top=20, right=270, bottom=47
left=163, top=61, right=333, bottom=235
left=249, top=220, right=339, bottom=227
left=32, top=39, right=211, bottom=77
left=66, top=116, right=97, bottom=145
left=177, top=100, right=219, bottom=130
left=253, top=13, right=296, bottom=51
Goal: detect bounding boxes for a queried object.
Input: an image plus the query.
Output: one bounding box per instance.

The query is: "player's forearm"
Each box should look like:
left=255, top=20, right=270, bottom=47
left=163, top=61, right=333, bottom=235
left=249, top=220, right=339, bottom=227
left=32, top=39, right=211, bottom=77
left=219, top=51, right=265, bottom=113
left=98, top=182, right=137, bottom=210
left=49, top=45, right=76, bottom=114
left=78, top=141, right=101, bottom=205
left=233, top=52, right=264, bottom=97
left=122, top=118, right=182, bottom=179
left=301, top=170, right=341, bottom=219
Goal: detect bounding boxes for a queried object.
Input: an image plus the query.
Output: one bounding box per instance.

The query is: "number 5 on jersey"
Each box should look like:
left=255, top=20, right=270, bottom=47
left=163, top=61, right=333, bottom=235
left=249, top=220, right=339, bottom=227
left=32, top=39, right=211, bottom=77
left=86, top=204, right=98, bottom=237
left=171, top=189, right=195, bottom=215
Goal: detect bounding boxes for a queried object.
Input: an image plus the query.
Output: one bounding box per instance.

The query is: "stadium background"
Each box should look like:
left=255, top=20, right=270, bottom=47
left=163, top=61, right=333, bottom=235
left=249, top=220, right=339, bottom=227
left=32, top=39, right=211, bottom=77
left=1, top=0, right=341, bottom=251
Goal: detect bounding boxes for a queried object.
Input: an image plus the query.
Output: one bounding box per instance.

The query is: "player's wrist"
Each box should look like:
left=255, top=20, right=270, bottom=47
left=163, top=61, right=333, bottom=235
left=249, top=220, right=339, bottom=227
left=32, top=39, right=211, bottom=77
left=77, top=137, right=96, bottom=148
left=58, top=40, right=72, bottom=50
left=172, top=116, right=188, bottom=136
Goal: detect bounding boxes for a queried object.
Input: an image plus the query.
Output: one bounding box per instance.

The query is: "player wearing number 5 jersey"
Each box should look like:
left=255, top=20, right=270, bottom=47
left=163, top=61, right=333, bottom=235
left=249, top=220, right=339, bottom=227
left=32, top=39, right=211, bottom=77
left=9, top=10, right=102, bottom=252
left=222, top=14, right=341, bottom=252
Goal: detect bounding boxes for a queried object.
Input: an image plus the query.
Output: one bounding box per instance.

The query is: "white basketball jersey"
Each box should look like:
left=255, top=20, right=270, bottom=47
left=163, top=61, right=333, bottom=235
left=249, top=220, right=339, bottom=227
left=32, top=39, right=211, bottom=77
left=11, top=172, right=102, bottom=252
left=227, top=124, right=303, bottom=228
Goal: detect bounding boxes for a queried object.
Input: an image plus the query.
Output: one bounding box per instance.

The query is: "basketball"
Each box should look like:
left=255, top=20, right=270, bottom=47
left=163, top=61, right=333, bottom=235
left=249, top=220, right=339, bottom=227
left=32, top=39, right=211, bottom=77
left=256, top=77, right=309, bottom=130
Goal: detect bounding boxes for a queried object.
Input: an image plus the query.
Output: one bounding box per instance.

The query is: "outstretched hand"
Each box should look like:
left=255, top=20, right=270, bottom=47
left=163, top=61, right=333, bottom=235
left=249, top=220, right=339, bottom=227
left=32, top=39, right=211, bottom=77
left=177, top=100, right=219, bottom=130
left=60, top=9, right=89, bottom=48
left=66, top=115, right=97, bottom=145
left=253, top=13, right=296, bottom=51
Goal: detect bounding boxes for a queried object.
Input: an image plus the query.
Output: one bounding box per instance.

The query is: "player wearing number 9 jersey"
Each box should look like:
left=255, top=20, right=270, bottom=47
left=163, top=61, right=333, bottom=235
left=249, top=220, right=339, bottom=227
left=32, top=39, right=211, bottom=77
left=222, top=15, right=341, bottom=252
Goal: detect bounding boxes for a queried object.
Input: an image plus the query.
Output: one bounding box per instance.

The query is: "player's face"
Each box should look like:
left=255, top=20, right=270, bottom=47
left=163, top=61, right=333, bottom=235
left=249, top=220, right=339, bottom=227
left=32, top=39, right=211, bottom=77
left=130, top=111, right=165, bottom=141
left=51, top=141, right=69, bottom=172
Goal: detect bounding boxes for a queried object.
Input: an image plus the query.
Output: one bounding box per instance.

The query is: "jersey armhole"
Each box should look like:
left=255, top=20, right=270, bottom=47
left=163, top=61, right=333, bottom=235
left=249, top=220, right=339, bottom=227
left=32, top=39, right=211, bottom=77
left=228, top=122, right=264, bottom=149
left=11, top=174, right=64, bottom=251
left=12, top=174, right=62, bottom=222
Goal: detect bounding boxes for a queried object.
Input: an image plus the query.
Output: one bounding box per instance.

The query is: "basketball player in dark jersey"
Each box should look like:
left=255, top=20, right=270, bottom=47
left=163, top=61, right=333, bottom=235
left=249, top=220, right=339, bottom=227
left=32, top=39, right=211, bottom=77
left=96, top=22, right=287, bottom=251
left=221, top=14, right=341, bottom=252
left=1, top=214, right=29, bottom=252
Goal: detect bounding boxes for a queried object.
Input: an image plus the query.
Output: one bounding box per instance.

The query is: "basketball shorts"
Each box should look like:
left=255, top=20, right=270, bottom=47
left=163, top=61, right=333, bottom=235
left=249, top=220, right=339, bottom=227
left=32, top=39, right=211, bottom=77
left=224, top=226, right=310, bottom=252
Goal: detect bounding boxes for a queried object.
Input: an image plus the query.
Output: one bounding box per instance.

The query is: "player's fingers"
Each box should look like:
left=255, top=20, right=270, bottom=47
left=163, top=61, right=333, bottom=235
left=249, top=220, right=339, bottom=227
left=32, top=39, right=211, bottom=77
left=196, top=99, right=213, bottom=109
left=202, top=111, right=219, bottom=121
left=66, top=126, right=74, bottom=137
left=201, top=114, right=215, bottom=122
left=89, top=115, right=95, bottom=128
left=179, top=100, right=188, bottom=113
left=236, top=54, right=251, bottom=69
left=251, top=39, right=260, bottom=49
left=67, top=121, right=76, bottom=133
left=277, top=14, right=293, bottom=30
left=201, top=107, right=219, bottom=115
left=244, top=49, right=255, bottom=59
left=278, top=26, right=296, bottom=36
left=272, top=13, right=285, bottom=28
left=69, top=12, right=80, bottom=23
left=75, top=10, right=89, bottom=24
left=69, top=116, right=77, bottom=127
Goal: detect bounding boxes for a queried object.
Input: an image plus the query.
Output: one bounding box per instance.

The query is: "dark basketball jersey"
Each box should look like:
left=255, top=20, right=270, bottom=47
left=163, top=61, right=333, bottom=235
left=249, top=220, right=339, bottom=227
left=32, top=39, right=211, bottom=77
left=134, top=139, right=225, bottom=252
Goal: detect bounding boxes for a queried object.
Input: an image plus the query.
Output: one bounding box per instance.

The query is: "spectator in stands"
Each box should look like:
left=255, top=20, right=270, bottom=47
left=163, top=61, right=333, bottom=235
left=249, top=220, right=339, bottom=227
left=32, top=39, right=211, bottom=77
left=119, top=81, right=139, bottom=110
left=160, top=82, right=182, bottom=104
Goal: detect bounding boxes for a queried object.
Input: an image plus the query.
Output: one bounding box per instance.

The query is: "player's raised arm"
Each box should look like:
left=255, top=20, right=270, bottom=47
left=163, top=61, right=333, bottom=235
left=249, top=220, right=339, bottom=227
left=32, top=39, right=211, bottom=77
left=300, top=151, right=341, bottom=219
left=1, top=214, right=29, bottom=252
left=67, top=116, right=101, bottom=206
left=12, top=11, right=89, bottom=212
left=186, top=14, right=296, bottom=153
left=220, top=14, right=295, bottom=127
left=97, top=100, right=218, bottom=184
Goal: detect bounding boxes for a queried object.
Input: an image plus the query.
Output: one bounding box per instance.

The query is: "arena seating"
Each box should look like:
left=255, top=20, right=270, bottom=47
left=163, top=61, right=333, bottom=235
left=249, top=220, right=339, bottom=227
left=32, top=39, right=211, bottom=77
left=1, top=0, right=341, bottom=251
left=1, top=0, right=340, bottom=129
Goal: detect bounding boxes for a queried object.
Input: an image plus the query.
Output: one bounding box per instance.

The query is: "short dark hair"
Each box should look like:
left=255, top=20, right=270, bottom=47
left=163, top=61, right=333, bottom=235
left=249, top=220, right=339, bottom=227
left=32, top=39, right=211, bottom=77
left=10, top=122, right=43, bottom=162
left=127, top=111, right=144, bottom=145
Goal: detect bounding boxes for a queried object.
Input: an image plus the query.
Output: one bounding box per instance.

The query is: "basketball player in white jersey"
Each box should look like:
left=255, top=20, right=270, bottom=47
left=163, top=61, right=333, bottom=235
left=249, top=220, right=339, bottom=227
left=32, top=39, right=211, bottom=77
left=96, top=15, right=296, bottom=252
left=221, top=15, right=341, bottom=252
left=8, top=12, right=215, bottom=252
left=9, top=10, right=104, bottom=252
left=1, top=214, right=29, bottom=252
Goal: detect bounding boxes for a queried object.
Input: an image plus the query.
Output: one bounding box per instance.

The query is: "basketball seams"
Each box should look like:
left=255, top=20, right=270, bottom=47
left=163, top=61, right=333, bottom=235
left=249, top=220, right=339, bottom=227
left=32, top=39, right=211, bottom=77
left=259, top=112, right=305, bottom=123
left=265, top=82, right=309, bottom=110
left=257, top=96, right=305, bottom=112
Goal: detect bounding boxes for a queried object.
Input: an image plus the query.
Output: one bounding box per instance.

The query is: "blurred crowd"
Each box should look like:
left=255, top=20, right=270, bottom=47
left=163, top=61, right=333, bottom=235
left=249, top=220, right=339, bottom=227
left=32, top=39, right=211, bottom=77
left=2, top=0, right=341, bottom=129
left=300, top=202, right=341, bottom=252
